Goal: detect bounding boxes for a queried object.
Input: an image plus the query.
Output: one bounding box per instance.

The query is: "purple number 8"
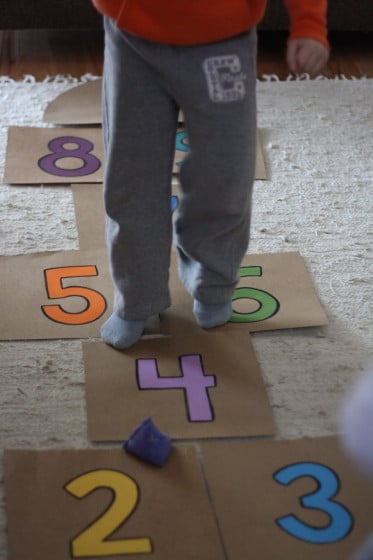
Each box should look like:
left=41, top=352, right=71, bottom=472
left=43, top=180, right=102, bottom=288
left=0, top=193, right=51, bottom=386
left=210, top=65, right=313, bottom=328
left=38, top=136, right=101, bottom=177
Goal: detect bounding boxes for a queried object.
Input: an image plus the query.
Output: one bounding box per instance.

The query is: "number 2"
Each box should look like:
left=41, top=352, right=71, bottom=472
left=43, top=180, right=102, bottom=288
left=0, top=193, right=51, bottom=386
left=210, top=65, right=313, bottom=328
left=273, top=462, right=354, bottom=544
left=41, top=265, right=107, bottom=325
left=65, top=469, right=152, bottom=557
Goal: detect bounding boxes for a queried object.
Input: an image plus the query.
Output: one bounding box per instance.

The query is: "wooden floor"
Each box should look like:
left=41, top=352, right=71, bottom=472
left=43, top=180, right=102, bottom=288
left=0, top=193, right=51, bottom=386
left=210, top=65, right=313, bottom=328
left=0, top=29, right=372, bottom=80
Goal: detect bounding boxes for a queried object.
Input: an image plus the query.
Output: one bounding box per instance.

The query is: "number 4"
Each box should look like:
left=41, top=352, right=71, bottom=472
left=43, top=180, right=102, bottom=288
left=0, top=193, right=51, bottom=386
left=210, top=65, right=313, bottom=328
left=136, top=354, right=216, bottom=422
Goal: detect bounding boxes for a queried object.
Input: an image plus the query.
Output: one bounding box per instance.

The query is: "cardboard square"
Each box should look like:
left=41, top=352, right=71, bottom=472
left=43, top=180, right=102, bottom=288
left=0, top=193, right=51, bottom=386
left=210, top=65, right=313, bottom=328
left=4, top=446, right=225, bottom=560
left=0, top=248, right=160, bottom=340
left=72, top=183, right=106, bottom=249
left=83, top=330, right=275, bottom=441
left=162, top=251, right=328, bottom=335
left=43, top=79, right=183, bottom=126
left=201, top=437, right=373, bottom=559
left=255, top=129, right=267, bottom=179
left=4, top=126, right=104, bottom=185
left=43, top=79, right=103, bottom=125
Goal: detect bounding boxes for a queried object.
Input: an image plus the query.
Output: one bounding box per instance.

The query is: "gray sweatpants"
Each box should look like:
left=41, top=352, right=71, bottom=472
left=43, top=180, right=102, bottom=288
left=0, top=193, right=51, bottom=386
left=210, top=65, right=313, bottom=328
left=103, top=17, right=257, bottom=320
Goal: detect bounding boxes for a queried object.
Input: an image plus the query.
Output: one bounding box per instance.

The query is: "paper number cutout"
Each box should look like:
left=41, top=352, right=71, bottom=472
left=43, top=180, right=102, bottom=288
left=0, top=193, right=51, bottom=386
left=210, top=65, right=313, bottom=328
left=175, top=130, right=189, bottom=167
left=38, top=136, right=101, bottom=177
left=136, top=354, right=216, bottom=422
left=231, top=265, right=280, bottom=323
left=274, top=462, right=354, bottom=544
left=65, top=469, right=152, bottom=557
left=41, top=266, right=107, bottom=325
left=171, top=195, right=179, bottom=213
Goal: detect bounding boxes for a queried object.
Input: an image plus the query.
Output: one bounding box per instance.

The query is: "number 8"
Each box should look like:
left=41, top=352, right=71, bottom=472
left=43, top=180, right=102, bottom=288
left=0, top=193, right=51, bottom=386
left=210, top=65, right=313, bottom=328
left=38, top=136, right=101, bottom=177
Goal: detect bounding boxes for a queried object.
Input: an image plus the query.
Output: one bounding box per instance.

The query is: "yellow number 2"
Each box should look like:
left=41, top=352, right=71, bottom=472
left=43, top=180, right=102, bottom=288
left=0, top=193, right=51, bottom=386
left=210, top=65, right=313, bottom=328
left=65, top=469, right=153, bottom=557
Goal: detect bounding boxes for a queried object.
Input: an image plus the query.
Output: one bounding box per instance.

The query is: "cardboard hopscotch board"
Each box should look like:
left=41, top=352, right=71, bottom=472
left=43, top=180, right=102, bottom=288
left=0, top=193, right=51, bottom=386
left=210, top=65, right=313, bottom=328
left=83, top=330, right=275, bottom=441
left=4, top=126, right=266, bottom=184
left=5, top=437, right=373, bottom=560
left=0, top=246, right=327, bottom=341
left=71, top=183, right=328, bottom=333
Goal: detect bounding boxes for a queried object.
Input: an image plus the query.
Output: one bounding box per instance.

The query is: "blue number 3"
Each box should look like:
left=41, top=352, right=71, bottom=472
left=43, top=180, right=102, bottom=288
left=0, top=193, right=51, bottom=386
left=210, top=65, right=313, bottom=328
left=273, top=462, right=354, bottom=544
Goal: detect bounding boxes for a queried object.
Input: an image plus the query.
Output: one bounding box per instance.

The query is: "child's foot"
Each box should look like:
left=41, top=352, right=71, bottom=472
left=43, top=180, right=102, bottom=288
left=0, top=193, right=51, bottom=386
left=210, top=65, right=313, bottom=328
left=193, top=300, right=232, bottom=329
left=100, top=313, right=145, bottom=349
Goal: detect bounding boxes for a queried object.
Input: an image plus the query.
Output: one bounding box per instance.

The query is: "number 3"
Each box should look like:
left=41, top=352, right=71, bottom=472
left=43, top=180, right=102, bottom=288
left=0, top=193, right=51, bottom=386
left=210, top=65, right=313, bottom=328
left=65, top=469, right=152, bottom=557
left=274, top=462, right=354, bottom=544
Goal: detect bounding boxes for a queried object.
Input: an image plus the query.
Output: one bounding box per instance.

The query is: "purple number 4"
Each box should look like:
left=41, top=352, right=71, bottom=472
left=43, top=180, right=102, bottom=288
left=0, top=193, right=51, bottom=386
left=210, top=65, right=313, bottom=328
left=136, top=355, right=216, bottom=422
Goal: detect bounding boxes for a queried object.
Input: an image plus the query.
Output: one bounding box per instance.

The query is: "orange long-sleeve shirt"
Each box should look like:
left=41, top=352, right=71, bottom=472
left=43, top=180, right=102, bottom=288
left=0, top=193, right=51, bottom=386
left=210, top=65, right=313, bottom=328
left=92, top=0, right=328, bottom=47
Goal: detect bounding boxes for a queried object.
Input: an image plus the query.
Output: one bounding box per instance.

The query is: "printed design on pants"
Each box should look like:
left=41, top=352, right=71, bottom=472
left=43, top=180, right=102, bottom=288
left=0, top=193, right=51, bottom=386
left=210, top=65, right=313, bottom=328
left=203, top=55, right=247, bottom=103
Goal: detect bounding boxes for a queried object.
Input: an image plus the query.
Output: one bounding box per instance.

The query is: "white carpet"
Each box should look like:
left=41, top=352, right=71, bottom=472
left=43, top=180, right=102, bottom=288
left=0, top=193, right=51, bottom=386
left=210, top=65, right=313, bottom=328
left=0, top=75, right=372, bottom=558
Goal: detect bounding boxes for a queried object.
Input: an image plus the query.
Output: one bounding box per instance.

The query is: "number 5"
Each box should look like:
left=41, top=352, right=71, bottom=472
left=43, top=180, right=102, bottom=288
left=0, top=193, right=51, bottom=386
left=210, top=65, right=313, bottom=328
left=41, top=266, right=107, bottom=325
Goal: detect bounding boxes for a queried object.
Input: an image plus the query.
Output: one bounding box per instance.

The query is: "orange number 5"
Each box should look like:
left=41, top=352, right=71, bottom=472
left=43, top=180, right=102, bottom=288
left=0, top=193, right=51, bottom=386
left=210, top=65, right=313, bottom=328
left=41, top=266, right=107, bottom=325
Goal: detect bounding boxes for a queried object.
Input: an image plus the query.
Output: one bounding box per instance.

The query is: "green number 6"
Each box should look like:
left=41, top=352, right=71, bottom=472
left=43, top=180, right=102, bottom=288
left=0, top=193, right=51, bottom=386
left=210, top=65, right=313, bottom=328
left=231, top=266, right=280, bottom=323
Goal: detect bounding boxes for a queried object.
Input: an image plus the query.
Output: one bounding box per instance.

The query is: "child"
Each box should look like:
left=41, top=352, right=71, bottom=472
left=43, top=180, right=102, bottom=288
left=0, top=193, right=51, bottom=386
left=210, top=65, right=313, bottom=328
left=92, top=0, right=329, bottom=349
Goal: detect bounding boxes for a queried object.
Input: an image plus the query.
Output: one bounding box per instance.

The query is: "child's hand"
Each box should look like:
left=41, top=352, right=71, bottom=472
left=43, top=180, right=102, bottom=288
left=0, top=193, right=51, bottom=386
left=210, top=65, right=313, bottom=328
left=286, top=38, right=329, bottom=76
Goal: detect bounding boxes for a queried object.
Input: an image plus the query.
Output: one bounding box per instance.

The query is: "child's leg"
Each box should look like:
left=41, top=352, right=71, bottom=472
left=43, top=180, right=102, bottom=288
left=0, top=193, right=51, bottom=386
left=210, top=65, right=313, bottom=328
left=102, top=18, right=179, bottom=347
left=174, top=30, right=258, bottom=327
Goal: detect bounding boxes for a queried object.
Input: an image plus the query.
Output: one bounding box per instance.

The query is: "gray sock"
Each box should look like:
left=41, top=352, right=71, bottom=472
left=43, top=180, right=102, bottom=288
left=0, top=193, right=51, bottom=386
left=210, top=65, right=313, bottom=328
left=193, top=300, right=232, bottom=329
left=100, top=313, right=145, bottom=349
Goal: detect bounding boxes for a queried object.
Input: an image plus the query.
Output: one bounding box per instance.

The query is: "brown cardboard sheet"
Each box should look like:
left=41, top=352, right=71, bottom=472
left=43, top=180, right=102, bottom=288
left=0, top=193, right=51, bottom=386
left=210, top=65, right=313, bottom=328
left=201, top=436, right=373, bottom=560
left=162, top=251, right=328, bottom=335
left=5, top=125, right=266, bottom=184
left=72, top=183, right=106, bottom=249
left=43, top=79, right=183, bottom=126
left=0, top=248, right=160, bottom=340
left=4, top=446, right=225, bottom=560
left=83, top=330, right=275, bottom=441
left=43, top=79, right=103, bottom=125
left=0, top=243, right=325, bottom=341
left=256, top=129, right=267, bottom=179
left=4, top=126, right=104, bottom=184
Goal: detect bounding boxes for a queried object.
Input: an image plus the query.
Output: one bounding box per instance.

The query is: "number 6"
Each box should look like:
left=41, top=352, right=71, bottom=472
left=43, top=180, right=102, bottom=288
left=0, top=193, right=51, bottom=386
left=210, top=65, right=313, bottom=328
left=231, top=265, right=279, bottom=323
